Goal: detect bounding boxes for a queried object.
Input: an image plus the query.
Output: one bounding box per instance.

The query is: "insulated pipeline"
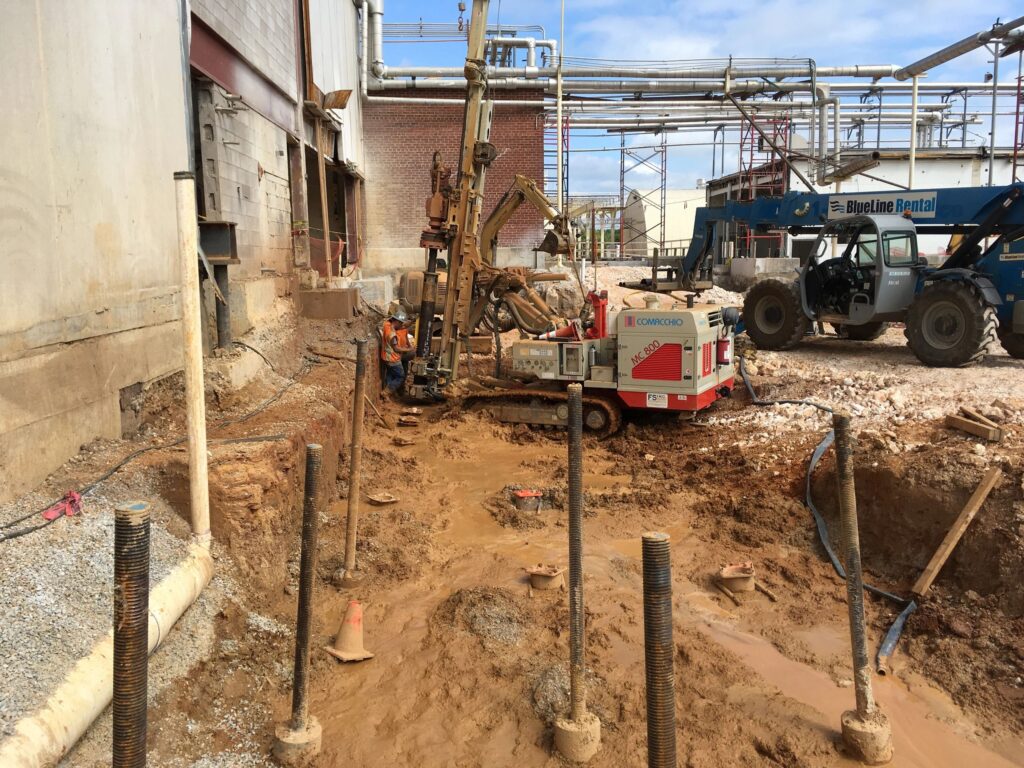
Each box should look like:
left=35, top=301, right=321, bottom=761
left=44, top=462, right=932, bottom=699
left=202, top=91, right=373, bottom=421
left=113, top=502, right=151, bottom=768
left=642, top=532, right=676, bottom=768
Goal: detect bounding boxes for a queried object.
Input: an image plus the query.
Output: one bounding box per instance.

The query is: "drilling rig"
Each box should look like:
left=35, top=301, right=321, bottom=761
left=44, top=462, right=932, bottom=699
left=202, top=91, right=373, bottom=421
left=405, top=0, right=738, bottom=431
left=407, top=0, right=575, bottom=399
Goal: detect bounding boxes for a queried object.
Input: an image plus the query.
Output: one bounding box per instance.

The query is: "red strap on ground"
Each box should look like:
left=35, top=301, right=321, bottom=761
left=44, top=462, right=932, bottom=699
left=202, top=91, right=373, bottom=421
left=41, top=491, right=83, bottom=521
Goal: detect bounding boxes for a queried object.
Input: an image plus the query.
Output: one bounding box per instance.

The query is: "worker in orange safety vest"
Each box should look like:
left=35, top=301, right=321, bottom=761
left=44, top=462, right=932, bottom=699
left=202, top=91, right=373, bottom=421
left=381, top=309, right=409, bottom=393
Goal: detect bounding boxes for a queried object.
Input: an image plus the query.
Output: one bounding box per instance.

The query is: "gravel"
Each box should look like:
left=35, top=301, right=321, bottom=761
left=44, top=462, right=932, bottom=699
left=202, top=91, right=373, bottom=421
left=0, top=463, right=199, bottom=740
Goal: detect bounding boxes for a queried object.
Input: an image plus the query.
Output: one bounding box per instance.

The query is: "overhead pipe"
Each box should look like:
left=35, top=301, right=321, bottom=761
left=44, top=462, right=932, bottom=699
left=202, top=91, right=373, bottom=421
left=559, top=109, right=942, bottom=125
left=382, top=64, right=897, bottom=80
left=374, top=77, right=820, bottom=94
left=368, top=0, right=384, bottom=78
left=0, top=544, right=214, bottom=768
left=485, top=36, right=558, bottom=69
left=894, top=16, right=1024, bottom=80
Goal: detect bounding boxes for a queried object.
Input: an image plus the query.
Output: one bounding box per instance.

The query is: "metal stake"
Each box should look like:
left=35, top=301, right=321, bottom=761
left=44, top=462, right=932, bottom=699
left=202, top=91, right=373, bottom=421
left=833, top=412, right=893, bottom=764
left=273, top=445, right=324, bottom=765
left=337, top=339, right=367, bottom=587
left=292, top=445, right=322, bottom=728
left=552, top=383, right=601, bottom=762
left=642, top=532, right=676, bottom=768
left=567, top=383, right=586, bottom=719
left=113, top=501, right=151, bottom=768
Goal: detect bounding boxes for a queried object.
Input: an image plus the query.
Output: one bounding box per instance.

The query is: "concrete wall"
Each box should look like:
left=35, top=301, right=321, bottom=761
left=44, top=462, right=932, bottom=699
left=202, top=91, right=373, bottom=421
left=193, top=0, right=297, bottom=95
left=361, top=93, right=545, bottom=273
left=0, top=1, right=189, bottom=501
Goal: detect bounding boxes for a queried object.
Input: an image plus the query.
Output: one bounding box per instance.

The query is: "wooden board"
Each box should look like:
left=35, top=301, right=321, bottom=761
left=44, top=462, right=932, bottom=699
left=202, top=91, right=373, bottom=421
left=959, top=406, right=999, bottom=429
left=912, top=467, right=1002, bottom=597
left=944, top=414, right=1003, bottom=442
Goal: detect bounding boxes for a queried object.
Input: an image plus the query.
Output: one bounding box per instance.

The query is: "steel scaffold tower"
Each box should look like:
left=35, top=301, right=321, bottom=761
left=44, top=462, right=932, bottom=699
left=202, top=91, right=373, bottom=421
left=618, top=131, right=667, bottom=259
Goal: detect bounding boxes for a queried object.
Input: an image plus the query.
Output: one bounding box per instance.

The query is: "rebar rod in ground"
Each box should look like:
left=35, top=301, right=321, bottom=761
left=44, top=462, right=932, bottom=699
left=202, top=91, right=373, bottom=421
left=833, top=412, right=876, bottom=716
left=113, top=501, right=151, bottom=768
left=343, top=340, right=368, bottom=578
left=291, top=444, right=323, bottom=730
left=642, top=532, right=676, bottom=768
left=567, top=382, right=586, bottom=720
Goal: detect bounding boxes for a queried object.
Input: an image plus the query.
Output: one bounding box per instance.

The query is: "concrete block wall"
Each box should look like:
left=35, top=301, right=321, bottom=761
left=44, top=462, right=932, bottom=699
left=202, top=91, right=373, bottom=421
left=197, top=84, right=293, bottom=340
left=192, top=0, right=297, bottom=96
left=362, top=92, right=545, bottom=273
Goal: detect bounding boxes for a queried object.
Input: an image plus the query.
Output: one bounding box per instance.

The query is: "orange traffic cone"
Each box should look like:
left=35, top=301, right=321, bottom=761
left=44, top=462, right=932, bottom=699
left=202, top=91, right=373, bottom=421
left=324, top=600, right=374, bottom=663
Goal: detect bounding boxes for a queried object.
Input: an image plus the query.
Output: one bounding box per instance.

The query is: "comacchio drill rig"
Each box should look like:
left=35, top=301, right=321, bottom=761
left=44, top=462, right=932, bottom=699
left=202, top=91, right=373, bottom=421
left=407, top=0, right=737, bottom=433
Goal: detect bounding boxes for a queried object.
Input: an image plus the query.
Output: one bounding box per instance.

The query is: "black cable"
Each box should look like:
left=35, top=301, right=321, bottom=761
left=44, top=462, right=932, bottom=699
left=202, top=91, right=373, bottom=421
left=232, top=340, right=276, bottom=372
left=1, top=359, right=316, bottom=539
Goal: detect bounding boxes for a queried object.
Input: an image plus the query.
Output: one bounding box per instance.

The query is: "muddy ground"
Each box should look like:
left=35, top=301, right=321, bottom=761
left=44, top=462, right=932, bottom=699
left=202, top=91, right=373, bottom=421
left=48, top=283, right=1024, bottom=767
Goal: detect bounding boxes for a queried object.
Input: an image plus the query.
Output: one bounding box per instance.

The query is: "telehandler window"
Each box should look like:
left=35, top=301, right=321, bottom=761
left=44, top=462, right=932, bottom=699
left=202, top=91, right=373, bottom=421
left=882, top=232, right=917, bottom=267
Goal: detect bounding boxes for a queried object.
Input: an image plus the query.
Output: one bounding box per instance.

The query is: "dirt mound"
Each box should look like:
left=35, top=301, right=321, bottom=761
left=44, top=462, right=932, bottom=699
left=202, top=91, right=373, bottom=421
left=433, top=587, right=527, bottom=647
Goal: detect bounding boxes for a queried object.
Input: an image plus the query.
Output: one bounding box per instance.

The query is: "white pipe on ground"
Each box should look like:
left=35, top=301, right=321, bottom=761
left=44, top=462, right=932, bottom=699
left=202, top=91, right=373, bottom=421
left=174, top=173, right=211, bottom=547
left=0, top=544, right=214, bottom=768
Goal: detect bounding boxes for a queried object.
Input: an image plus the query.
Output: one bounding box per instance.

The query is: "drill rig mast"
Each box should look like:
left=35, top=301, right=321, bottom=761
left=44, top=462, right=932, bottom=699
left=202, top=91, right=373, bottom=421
left=409, top=0, right=495, bottom=399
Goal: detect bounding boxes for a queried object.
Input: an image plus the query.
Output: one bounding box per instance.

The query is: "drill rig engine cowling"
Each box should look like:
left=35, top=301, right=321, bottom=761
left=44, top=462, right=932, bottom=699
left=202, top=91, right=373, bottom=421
left=504, top=300, right=737, bottom=429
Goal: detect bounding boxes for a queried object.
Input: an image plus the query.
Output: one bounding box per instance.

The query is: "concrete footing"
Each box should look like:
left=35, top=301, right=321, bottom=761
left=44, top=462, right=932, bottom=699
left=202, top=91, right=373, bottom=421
left=272, top=717, right=322, bottom=766
left=841, top=709, right=893, bottom=765
left=553, top=711, right=601, bottom=763
left=331, top=567, right=362, bottom=589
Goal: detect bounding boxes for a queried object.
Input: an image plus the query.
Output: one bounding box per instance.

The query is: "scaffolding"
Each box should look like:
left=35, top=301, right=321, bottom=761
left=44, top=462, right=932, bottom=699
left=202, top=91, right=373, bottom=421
left=734, top=116, right=790, bottom=259
left=618, top=131, right=668, bottom=259
left=1014, top=74, right=1024, bottom=183
left=542, top=112, right=570, bottom=208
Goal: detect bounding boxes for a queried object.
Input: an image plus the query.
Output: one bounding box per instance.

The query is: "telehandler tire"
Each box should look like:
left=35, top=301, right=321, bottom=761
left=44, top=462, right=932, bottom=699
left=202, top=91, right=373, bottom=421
left=743, top=279, right=809, bottom=350
left=998, top=327, right=1024, bottom=359
left=831, top=322, right=888, bottom=341
left=905, top=281, right=997, bottom=367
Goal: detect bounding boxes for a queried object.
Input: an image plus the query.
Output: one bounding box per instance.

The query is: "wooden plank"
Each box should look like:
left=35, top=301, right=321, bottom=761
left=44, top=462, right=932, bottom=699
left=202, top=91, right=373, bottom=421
left=912, top=467, right=1002, bottom=597
left=959, top=406, right=999, bottom=429
left=944, top=414, right=1002, bottom=442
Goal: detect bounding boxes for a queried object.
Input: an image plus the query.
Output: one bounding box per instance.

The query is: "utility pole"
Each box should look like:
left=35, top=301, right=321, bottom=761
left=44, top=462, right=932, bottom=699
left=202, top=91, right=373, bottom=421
left=556, top=0, right=565, bottom=208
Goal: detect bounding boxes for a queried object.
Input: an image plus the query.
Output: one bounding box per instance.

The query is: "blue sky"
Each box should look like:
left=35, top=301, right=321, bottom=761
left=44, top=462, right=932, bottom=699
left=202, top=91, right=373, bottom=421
left=381, top=1, right=1022, bottom=194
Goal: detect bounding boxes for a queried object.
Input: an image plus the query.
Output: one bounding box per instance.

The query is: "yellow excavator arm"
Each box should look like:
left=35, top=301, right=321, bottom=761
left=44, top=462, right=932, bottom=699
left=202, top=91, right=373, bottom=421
left=480, top=174, right=576, bottom=265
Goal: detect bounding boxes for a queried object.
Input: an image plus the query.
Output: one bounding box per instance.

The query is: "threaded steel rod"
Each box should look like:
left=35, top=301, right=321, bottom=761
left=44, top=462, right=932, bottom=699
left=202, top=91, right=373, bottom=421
left=642, top=532, right=676, bottom=768
left=567, top=383, right=587, bottom=720
left=343, top=340, right=367, bottom=576
left=833, top=412, right=876, bottom=716
left=113, top=501, right=151, bottom=768
left=291, top=444, right=323, bottom=731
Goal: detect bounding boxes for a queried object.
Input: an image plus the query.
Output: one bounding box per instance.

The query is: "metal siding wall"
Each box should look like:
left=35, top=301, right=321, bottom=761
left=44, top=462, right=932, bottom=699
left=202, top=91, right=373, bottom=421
left=307, top=0, right=365, bottom=169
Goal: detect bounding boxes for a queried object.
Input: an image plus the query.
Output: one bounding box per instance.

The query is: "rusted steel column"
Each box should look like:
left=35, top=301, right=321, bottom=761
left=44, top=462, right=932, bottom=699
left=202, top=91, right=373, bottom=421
left=642, top=531, right=675, bottom=768
left=113, top=501, right=151, bottom=768
left=553, top=383, right=601, bottom=763
left=274, top=444, right=324, bottom=765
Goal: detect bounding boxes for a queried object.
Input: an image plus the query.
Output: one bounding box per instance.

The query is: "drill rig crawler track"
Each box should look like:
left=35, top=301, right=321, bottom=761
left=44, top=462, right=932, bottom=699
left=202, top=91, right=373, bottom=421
left=463, top=387, right=623, bottom=438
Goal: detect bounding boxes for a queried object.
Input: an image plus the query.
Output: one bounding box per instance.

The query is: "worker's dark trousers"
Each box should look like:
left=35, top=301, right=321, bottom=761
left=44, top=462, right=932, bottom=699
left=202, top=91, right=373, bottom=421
left=384, top=361, right=405, bottom=391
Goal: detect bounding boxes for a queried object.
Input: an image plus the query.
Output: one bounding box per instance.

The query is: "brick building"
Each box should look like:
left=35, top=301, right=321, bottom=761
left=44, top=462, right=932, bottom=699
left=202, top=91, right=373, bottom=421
left=363, top=92, right=547, bottom=272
